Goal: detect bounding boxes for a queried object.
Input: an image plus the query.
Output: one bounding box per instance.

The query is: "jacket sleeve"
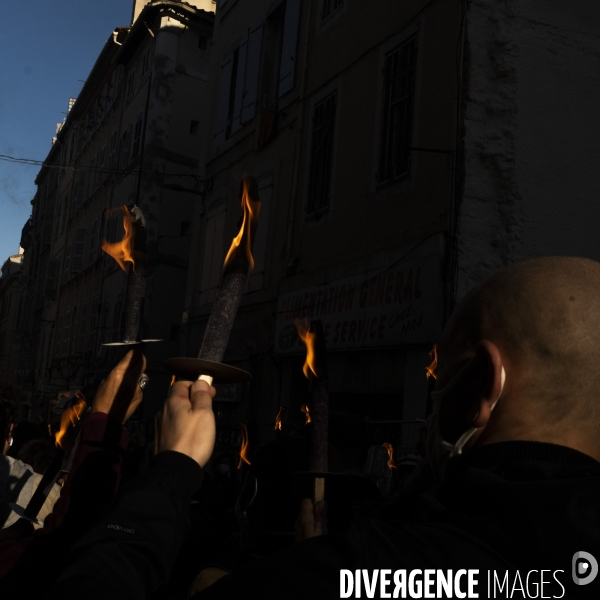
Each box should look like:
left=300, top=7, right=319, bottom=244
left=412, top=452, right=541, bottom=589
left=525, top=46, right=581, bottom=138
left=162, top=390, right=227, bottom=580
left=0, top=413, right=130, bottom=586
left=48, top=450, right=203, bottom=600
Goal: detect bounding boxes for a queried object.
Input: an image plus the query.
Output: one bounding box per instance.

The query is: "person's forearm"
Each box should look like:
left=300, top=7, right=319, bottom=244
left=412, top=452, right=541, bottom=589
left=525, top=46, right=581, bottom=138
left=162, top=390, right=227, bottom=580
left=48, top=451, right=203, bottom=600
left=41, top=412, right=129, bottom=534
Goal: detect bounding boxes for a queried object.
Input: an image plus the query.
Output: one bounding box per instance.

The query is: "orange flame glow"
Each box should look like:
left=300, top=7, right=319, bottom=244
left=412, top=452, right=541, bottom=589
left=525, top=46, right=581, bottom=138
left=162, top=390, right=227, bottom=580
left=425, top=344, right=438, bottom=380
left=274, top=406, right=285, bottom=431
left=170, top=374, right=176, bottom=387
left=300, top=404, right=312, bottom=425
left=237, top=423, right=251, bottom=469
left=382, top=443, right=397, bottom=470
left=294, top=318, right=319, bottom=379
left=223, top=179, right=261, bottom=271
left=101, top=205, right=135, bottom=272
left=55, top=392, right=87, bottom=450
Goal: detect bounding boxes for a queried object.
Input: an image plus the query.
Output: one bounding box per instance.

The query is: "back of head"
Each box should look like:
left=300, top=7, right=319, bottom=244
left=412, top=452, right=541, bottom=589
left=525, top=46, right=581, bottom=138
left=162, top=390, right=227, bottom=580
left=443, top=256, right=600, bottom=439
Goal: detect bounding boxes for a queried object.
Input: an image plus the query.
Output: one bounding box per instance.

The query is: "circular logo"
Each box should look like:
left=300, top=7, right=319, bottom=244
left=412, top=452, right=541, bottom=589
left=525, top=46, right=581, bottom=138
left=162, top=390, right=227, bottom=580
left=573, top=551, right=598, bottom=585
left=278, top=324, right=298, bottom=351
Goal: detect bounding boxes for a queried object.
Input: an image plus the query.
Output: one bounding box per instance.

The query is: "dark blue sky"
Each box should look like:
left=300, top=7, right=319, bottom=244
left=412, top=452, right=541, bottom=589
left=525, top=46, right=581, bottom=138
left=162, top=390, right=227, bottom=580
left=0, top=0, right=133, bottom=262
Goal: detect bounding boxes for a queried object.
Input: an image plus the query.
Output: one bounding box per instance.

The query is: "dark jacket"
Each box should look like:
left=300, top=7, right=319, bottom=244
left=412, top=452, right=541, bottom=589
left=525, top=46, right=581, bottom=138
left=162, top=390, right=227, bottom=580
left=49, top=442, right=600, bottom=599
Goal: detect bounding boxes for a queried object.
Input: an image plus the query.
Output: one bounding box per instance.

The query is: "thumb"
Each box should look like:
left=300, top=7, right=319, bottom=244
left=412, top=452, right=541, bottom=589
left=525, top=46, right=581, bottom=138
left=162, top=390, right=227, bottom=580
left=190, top=380, right=216, bottom=410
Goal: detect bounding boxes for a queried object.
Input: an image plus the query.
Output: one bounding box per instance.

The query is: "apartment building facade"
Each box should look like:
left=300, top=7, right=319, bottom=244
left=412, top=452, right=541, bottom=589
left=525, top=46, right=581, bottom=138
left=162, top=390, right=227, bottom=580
left=18, top=0, right=215, bottom=421
left=182, top=0, right=461, bottom=454
left=0, top=250, right=24, bottom=390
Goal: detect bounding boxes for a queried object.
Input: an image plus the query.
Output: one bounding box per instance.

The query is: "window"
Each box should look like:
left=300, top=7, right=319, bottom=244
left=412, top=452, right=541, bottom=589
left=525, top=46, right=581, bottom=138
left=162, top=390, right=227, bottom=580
left=248, top=177, right=272, bottom=292
left=321, top=0, right=343, bottom=22
left=72, top=228, right=87, bottom=274
left=141, top=48, right=151, bottom=76
left=116, top=66, right=124, bottom=96
left=44, top=258, right=59, bottom=300
left=88, top=156, right=97, bottom=195
left=377, top=35, right=418, bottom=187
left=307, top=92, right=337, bottom=220
left=214, top=22, right=265, bottom=145
left=225, top=46, right=243, bottom=139
left=62, top=195, right=69, bottom=231
left=190, top=120, right=200, bottom=135
left=131, top=113, right=144, bottom=159
left=73, top=171, right=87, bottom=207
left=119, top=126, right=132, bottom=169
left=126, top=63, right=137, bottom=97
left=54, top=201, right=62, bottom=237
left=98, top=145, right=106, bottom=185
left=109, top=129, right=119, bottom=171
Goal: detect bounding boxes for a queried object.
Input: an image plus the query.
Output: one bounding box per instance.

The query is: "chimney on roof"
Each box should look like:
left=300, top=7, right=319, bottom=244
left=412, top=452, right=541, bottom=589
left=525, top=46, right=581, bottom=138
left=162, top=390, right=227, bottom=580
left=131, top=0, right=215, bottom=24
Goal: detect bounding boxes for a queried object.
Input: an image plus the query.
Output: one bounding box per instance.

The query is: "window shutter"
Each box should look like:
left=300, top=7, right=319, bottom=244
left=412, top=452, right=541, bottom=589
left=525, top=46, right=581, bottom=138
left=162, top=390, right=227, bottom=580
left=241, top=24, right=264, bottom=124
left=215, top=56, right=234, bottom=146
left=279, top=0, right=302, bottom=97
left=231, top=40, right=248, bottom=133
left=72, top=228, right=87, bottom=274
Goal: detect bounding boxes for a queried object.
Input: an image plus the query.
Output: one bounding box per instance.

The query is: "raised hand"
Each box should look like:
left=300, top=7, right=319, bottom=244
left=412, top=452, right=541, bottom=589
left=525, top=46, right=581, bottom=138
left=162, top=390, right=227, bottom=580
left=156, top=380, right=217, bottom=467
left=92, top=349, right=147, bottom=424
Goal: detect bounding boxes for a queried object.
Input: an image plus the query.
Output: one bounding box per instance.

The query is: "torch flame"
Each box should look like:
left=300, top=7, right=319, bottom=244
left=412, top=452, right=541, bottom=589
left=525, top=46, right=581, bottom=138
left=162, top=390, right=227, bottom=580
left=101, top=205, right=135, bottom=272
left=294, top=317, right=319, bottom=379
left=55, top=391, right=87, bottom=450
left=300, top=404, right=312, bottom=425
left=382, top=442, right=397, bottom=470
left=425, top=343, right=438, bottom=380
left=238, top=423, right=251, bottom=469
left=274, top=406, right=285, bottom=431
left=223, top=179, right=261, bottom=271
left=170, top=374, right=176, bottom=387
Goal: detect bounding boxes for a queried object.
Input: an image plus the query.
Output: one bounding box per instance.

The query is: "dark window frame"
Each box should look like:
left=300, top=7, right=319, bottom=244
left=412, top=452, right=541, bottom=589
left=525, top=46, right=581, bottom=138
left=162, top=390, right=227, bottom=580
left=306, top=92, right=337, bottom=221
left=377, top=34, right=418, bottom=189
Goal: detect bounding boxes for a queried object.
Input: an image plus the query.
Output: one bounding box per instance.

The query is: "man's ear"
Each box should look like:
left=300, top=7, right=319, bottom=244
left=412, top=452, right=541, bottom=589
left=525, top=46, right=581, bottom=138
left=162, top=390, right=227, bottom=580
left=470, top=340, right=504, bottom=428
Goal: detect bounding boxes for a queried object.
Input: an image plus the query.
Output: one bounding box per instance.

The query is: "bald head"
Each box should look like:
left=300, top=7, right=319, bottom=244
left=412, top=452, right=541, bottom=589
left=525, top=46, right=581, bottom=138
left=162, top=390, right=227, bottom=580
left=437, top=257, right=600, bottom=456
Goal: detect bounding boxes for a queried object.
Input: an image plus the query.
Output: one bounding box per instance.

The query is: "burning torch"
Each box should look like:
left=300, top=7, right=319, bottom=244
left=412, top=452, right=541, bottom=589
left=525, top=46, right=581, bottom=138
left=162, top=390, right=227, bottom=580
left=165, top=176, right=261, bottom=387
left=10, top=393, right=87, bottom=526
left=101, top=205, right=161, bottom=347
left=295, top=318, right=329, bottom=503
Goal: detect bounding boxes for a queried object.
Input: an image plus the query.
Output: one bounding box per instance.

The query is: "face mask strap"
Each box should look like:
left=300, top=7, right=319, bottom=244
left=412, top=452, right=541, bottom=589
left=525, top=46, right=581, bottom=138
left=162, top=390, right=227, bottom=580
left=450, top=365, right=506, bottom=457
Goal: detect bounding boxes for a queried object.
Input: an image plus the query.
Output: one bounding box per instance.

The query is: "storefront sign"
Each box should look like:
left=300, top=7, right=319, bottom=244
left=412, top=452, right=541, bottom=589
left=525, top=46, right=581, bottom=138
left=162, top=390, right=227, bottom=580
left=275, top=254, right=442, bottom=353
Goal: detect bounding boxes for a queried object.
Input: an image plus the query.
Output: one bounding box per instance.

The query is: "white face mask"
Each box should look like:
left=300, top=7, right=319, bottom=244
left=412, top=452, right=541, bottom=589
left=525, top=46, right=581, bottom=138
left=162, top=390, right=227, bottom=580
left=426, top=359, right=505, bottom=481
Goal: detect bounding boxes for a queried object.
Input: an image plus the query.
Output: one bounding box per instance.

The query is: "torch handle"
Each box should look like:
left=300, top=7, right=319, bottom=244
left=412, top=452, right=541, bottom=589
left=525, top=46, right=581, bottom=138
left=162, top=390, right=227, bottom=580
left=198, top=374, right=214, bottom=386
left=313, top=477, right=325, bottom=504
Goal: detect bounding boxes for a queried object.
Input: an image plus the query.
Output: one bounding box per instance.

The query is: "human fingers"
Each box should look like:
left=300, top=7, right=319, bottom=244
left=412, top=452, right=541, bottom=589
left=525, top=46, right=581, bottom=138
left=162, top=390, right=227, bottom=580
left=159, top=379, right=216, bottom=467
left=189, top=380, right=217, bottom=410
